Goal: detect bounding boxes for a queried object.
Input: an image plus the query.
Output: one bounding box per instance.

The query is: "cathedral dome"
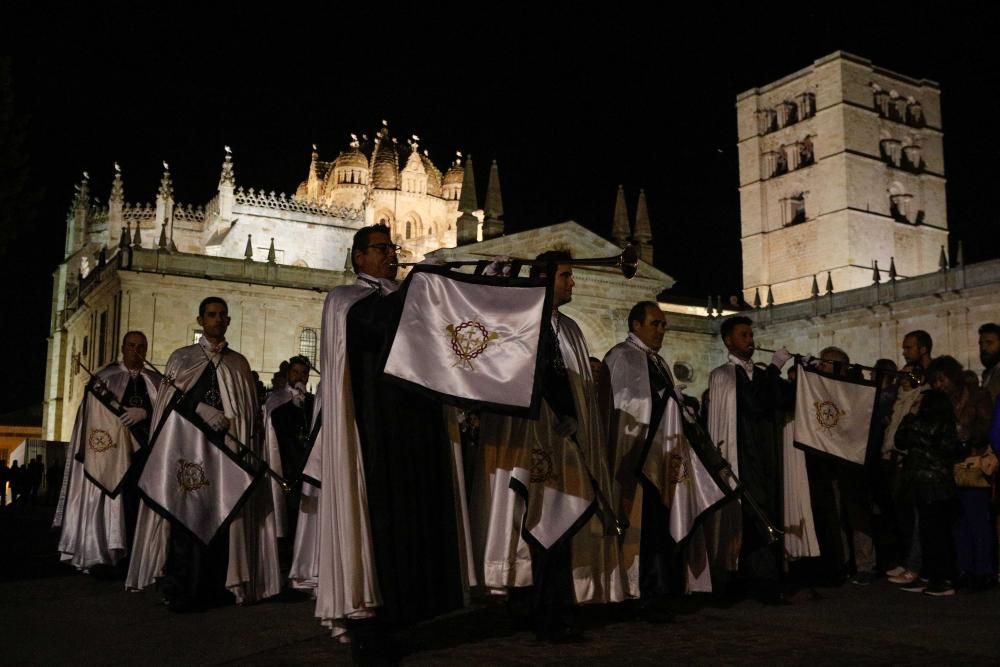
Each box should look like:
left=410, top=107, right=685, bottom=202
left=421, top=154, right=443, bottom=197
left=370, top=138, right=399, bottom=189
left=334, top=146, right=368, bottom=171
left=443, top=160, right=464, bottom=186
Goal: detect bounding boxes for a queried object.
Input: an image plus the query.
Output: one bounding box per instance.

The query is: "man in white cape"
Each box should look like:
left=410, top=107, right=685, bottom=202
left=471, top=250, right=624, bottom=642
left=262, top=355, right=314, bottom=539
left=297, top=224, right=469, bottom=659
left=126, top=297, right=281, bottom=609
left=705, top=315, right=796, bottom=602
left=54, top=330, right=159, bottom=573
left=601, top=302, right=726, bottom=607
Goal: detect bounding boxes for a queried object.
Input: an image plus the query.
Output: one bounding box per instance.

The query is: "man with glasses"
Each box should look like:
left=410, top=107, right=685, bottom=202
left=298, top=224, right=465, bottom=661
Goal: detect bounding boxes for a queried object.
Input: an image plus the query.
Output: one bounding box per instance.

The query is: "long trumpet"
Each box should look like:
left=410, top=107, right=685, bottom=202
left=391, top=244, right=640, bottom=280
left=755, top=347, right=924, bottom=384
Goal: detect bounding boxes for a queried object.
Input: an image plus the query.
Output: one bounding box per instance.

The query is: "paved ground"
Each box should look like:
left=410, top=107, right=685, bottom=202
left=3, top=504, right=1000, bottom=665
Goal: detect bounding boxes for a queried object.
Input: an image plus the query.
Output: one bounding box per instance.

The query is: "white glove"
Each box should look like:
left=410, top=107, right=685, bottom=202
left=118, top=407, right=147, bottom=427
left=195, top=402, right=230, bottom=432
left=770, top=347, right=792, bottom=370
left=290, top=382, right=307, bottom=407
left=673, top=383, right=688, bottom=404
left=483, top=256, right=513, bottom=277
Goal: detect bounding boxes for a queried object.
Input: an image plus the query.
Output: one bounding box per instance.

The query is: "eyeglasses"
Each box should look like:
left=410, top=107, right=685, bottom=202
left=365, top=243, right=401, bottom=254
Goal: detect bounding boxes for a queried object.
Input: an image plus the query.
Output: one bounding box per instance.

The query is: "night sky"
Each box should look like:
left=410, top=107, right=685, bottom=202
left=2, top=8, right=998, bottom=416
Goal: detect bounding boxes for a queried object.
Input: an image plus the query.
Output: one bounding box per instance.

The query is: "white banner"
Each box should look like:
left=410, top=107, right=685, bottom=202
left=82, top=391, right=136, bottom=496
left=793, top=364, right=877, bottom=465
left=138, top=410, right=259, bottom=544
left=384, top=269, right=549, bottom=412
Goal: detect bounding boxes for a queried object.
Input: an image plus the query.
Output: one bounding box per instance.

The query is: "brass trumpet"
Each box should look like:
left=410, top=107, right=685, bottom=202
left=390, top=244, right=640, bottom=280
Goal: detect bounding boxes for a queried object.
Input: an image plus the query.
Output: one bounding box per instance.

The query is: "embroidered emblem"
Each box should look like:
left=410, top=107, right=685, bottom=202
left=814, top=400, right=846, bottom=431
left=530, top=447, right=559, bottom=483
left=87, top=428, right=115, bottom=453
left=446, top=321, right=499, bottom=370
left=667, top=450, right=690, bottom=485
left=176, top=459, right=211, bottom=492
left=128, top=395, right=145, bottom=407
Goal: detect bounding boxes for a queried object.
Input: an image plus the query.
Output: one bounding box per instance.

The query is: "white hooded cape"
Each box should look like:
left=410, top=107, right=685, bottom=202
left=126, top=338, right=281, bottom=603
left=472, top=312, right=625, bottom=604
left=54, top=363, right=159, bottom=570
left=603, top=338, right=723, bottom=595
left=705, top=360, right=818, bottom=568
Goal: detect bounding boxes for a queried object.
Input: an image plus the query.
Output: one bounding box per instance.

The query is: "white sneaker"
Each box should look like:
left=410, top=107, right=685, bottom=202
left=885, top=566, right=906, bottom=577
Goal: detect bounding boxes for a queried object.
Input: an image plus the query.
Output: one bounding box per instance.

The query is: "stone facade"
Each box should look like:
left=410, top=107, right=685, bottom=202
left=737, top=51, right=947, bottom=304
left=429, top=221, right=675, bottom=358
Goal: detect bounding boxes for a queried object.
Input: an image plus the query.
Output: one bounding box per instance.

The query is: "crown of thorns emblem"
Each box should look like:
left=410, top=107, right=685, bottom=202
left=814, top=400, right=846, bottom=431
left=87, top=428, right=116, bottom=453
left=176, top=459, right=211, bottom=492
left=446, top=321, right=499, bottom=369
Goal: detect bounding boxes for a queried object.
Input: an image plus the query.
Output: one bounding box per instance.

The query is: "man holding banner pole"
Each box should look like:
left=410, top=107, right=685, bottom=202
left=54, top=330, right=159, bottom=574
left=127, top=297, right=281, bottom=610
left=472, top=250, right=623, bottom=642
left=601, top=301, right=727, bottom=612
left=799, top=347, right=879, bottom=586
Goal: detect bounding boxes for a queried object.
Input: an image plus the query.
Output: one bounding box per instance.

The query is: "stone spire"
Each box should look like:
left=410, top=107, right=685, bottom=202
left=811, top=275, right=819, bottom=297
left=65, top=171, right=90, bottom=258
left=218, top=146, right=236, bottom=225
left=267, top=238, right=277, bottom=264
left=482, top=160, right=504, bottom=240
left=938, top=245, right=948, bottom=272
left=306, top=144, right=319, bottom=200
left=219, top=145, right=235, bottom=187
left=109, top=162, right=125, bottom=249
left=611, top=185, right=630, bottom=248
left=119, top=222, right=131, bottom=250
left=244, top=234, right=254, bottom=261
left=132, top=220, right=143, bottom=248
left=633, top=189, right=653, bottom=264
left=456, top=155, right=479, bottom=246
left=155, top=160, right=174, bottom=237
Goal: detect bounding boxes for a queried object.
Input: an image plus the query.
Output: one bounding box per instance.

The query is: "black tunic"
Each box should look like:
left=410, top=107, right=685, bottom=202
left=346, top=290, right=463, bottom=629
left=733, top=364, right=791, bottom=584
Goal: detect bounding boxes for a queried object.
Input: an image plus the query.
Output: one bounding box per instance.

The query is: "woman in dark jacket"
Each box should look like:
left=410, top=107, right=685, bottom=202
left=895, top=389, right=962, bottom=596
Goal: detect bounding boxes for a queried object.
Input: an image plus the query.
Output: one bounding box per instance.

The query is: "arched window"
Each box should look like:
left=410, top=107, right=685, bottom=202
left=406, top=221, right=412, bottom=239
left=299, top=328, right=318, bottom=363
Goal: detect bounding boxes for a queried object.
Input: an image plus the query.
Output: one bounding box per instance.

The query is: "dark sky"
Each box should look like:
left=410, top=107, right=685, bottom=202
left=2, top=8, right=998, bottom=415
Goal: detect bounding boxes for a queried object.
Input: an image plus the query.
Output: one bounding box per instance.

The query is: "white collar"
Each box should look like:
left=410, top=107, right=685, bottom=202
left=119, top=362, right=143, bottom=378
left=357, top=273, right=399, bottom=295
left=198, top=335, right=228, bottom=358
left=627, top=332, right=664, bottom=357
left=728, top=352, right=755, bottom=378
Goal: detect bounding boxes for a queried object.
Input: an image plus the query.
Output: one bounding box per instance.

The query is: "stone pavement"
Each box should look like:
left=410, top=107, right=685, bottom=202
left=3, top=504, right=999, bottom=665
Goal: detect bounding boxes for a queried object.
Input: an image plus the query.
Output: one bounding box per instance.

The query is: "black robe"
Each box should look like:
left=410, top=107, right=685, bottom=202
left=733, top=365, right=792, bottom=585
left=346, top=290, right=464, bottom=629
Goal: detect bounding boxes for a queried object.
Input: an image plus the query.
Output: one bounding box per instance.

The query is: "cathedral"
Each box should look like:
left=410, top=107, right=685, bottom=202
left=41, top=52, right=1000, bottom=444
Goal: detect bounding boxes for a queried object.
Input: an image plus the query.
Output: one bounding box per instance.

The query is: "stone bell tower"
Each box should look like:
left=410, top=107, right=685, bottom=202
left=736, top=51, right=947, bottom=304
